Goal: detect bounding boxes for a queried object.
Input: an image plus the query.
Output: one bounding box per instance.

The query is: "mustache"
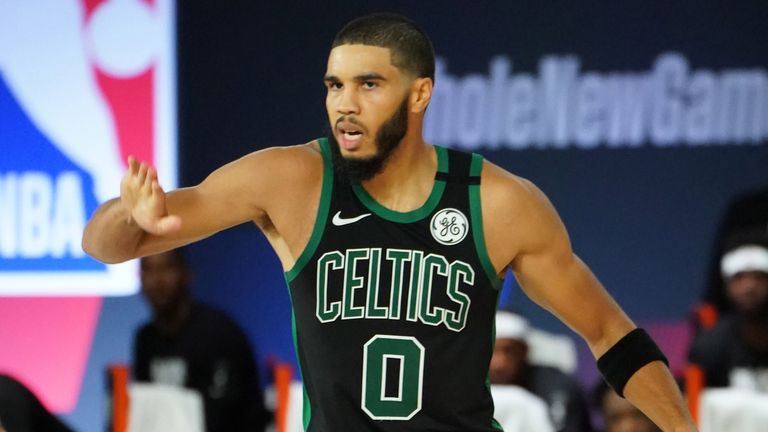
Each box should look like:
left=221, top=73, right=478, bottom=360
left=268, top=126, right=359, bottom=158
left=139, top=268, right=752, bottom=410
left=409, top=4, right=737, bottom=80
left=335, top=116, right=369, bottom=134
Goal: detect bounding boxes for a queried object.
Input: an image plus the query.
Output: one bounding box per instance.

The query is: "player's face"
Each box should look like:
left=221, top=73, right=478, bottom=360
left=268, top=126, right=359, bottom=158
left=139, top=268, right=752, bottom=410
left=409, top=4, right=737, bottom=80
left=489, top=338, right=528, bottom=385
left=140, top=252, right=189, bottom=316
left=325, top=44, right=412, bottom=180
left=726, top=270, right=768, bottom=316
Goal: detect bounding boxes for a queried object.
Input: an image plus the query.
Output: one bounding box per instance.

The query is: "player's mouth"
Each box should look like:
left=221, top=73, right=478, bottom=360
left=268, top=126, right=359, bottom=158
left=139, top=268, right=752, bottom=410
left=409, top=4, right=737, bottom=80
left=336, top=121, right=366, bottom=150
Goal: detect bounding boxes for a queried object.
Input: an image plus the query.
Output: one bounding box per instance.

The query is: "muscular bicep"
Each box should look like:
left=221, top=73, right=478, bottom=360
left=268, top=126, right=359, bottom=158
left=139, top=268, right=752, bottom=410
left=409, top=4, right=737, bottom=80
left=489, top=172, right=634, bottom=355
left=506, top=182, right=593, bottom=319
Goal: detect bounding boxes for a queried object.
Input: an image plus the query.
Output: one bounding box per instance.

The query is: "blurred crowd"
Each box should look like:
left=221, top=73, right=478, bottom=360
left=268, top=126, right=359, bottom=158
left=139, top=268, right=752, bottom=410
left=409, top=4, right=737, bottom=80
left=490, top=188, right=768, bottom=432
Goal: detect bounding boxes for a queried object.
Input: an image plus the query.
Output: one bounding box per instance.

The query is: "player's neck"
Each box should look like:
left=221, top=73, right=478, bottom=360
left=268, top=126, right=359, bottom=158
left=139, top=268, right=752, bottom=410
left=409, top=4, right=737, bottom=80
left=360, top=132, right=436, bottom=213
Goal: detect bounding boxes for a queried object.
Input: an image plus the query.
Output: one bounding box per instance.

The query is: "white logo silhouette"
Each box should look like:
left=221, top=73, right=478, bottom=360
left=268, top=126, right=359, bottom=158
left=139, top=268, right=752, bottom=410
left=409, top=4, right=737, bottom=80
left=332, top=211, right=371, bottom=226
left=430, top=208, right=468, bottom=245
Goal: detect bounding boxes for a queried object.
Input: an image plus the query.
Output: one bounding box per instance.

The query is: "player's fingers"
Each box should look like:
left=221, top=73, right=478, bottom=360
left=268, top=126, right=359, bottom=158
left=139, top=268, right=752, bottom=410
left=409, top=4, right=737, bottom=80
left=150, top=179, right=163, bottom=197
left=137, top=162, right=149, bottom=185
left=140, top=170, right=154, bottom=195
left=145, top=167, right=157, bottom=187
left=127, top=156, right=137, bottom=174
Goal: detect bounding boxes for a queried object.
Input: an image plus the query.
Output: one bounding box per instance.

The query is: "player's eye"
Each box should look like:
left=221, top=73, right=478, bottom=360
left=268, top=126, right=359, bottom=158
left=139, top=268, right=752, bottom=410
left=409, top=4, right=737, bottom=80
left=362, top=81, right=377, bottom=90
left=327, top=82, right=342, bottom=90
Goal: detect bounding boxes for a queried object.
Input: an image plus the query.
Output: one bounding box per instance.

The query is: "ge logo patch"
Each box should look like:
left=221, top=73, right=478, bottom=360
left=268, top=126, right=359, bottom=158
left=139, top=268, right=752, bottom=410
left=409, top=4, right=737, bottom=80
left=430, top=208, right=469, bottom=245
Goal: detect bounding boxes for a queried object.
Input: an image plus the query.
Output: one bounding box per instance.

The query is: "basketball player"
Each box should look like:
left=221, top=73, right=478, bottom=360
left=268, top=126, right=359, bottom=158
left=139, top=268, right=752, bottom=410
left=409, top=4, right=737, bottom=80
left=83, top=13, right=696, bottom=432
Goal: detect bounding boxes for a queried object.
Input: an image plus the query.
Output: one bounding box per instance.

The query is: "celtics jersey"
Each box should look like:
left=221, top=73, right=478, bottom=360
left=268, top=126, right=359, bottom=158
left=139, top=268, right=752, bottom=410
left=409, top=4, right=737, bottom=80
left=285, top=138, right=504, bottom=431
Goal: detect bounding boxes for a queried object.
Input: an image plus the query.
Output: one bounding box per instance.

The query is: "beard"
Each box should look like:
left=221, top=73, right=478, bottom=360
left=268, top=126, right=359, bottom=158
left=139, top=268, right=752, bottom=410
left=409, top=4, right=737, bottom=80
left=328, top=96, right=409, bottom=184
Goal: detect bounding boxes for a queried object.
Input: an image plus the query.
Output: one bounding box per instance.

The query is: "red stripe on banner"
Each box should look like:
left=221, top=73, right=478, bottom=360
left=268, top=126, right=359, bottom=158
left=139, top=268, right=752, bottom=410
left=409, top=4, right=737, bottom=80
left=0, top=297, right=102, bottom=412
left=83, top=0, right=156, bottom=18
left=95, top=69, right=155, bottom=165
left=82, top=0, right=104, bottom=17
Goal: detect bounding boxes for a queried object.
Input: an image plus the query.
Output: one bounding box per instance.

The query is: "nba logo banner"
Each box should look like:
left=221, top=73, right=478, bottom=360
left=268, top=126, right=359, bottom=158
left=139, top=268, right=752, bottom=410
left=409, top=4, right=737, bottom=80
left=0, top=0, right=176, bottom=295
left=0, top=0, right=176, bottom=412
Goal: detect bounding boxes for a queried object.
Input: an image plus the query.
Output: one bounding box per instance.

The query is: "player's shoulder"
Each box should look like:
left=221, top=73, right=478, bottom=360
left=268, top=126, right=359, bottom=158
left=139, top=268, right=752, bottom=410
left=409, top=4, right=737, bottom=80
left=474, top=157, right=565, bottom=256
left=236, top=139, right=324, bottom=171
left=476, top=158, right=545, bottom=214
left=213, top=139, right=324, bottom=191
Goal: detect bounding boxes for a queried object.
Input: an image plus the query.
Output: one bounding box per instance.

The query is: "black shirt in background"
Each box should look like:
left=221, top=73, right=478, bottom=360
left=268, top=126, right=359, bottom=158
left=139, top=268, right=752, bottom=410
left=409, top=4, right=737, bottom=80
left=133, top=302, right=268, bottom=432
left=688, top=314, right=768, bottom=389
left=524, top=365, right=594, bottom=432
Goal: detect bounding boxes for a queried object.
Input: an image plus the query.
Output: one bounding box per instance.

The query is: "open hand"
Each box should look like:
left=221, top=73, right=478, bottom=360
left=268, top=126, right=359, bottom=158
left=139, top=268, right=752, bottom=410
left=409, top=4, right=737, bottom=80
left=120, top=156, right=181, bottom=235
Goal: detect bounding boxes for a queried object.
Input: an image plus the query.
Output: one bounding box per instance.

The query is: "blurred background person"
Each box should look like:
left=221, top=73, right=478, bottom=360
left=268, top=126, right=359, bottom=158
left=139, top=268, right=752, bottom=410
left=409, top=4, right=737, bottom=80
left=490, top=383, right=555, bottom=432
left=593, top=381, right=660, bottom=432
left=697, top=189, right=768, bottom=324
left=490, top=311, right=593, bottom=432
left=688, top=229, right=768, bottom=390
left=133, top=249, right=269, bottom=431
left=0, top=373, right=72, bottom=432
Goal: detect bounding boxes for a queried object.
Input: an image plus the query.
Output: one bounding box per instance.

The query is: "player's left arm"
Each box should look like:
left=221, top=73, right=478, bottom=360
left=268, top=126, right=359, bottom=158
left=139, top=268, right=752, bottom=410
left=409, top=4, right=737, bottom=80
left=480, top=161, right=696, bottom=432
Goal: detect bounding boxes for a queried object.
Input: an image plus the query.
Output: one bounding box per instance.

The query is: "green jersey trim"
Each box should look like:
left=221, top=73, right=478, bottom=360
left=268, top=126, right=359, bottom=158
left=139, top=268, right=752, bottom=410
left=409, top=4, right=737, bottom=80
left=285, top=138, right=334, bottom=282
left=302, top=378, right=311, bottom=430
left=351, top=145, right=448, bottom=224
left=469, top=153, right=503, bottom=290
left=285, top=273, right=312, bottom=429
left=489, top=291, right=505, bottom=431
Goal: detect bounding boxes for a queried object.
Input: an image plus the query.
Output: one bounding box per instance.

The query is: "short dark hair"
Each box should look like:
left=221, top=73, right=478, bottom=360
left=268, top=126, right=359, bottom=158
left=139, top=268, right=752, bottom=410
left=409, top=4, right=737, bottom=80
left=332, top=13, right=435, bottom=82
left=140, top=247, right=189, bottom=271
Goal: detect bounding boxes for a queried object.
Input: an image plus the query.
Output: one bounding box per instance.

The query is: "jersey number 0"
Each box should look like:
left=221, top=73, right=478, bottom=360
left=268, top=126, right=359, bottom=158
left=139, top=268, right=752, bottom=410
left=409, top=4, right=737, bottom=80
left=361, top=335, right=425, bottom=420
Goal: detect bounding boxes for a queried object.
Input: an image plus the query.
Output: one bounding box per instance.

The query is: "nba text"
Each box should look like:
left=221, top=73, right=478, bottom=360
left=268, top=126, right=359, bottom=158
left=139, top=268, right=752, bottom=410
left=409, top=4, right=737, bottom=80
left=0, top=171, right=86, bottom=259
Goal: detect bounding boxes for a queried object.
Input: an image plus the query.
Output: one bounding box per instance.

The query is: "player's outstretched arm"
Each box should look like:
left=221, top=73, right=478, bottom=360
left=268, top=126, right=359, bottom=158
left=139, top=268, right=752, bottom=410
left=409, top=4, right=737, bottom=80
left=82, top=156, right=179, bottom=263
left=82, top=146, right=311, bottom=264
left=480, top=162, right=696, bottom=432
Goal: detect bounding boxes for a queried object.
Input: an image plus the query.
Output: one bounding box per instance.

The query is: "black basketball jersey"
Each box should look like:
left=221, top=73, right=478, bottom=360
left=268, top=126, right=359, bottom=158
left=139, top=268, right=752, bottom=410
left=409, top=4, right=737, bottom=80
left=285, top=138, right=504, bottom=431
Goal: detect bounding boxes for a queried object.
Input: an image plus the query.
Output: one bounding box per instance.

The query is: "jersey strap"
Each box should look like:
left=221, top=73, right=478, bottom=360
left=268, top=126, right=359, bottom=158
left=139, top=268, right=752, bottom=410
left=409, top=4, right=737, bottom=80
left=284, top=137, right=333, bottom=282
left=466, top=151, right=502, bottom=290
left=433, top=153, right=481, bottom=185
left=436, top=146, right=501, bottom=290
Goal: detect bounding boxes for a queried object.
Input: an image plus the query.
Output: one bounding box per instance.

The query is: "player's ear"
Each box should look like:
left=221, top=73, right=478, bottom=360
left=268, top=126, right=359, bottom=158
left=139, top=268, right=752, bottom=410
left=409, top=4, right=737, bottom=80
left=409, top=77, right=433, bottom=114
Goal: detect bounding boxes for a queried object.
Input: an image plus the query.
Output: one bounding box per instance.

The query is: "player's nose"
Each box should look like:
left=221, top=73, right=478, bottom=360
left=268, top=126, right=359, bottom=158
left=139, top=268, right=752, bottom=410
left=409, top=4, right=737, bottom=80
left=335, top=87, right=361, bottom=115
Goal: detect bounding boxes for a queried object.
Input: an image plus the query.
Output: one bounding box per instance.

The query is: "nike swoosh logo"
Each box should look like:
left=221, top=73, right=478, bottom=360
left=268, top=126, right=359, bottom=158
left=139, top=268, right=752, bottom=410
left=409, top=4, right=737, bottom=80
left=332, top=211, right=371, bottom=226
